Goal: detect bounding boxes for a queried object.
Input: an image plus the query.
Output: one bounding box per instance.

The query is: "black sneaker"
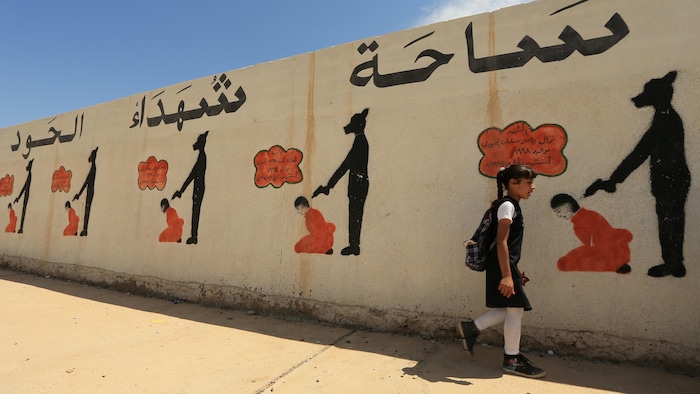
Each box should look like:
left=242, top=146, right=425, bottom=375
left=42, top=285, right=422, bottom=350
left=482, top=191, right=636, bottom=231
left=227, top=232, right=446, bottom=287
left=502, top=354, right=546, bottom=378
left=456, top=319, right=479, bottom=355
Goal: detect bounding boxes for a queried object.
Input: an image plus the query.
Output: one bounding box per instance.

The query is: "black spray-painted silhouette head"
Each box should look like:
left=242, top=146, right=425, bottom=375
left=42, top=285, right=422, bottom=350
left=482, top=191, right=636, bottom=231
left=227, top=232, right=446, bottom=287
left=88, top=147, right=98, bottom=163
left=343, top=108, right=369, bottom=135
left=632, top=71, right=676, bottom=110
left=161, top=198, right=170, bottom=213
left=193, top=131, right=209, bottom=150
left=65, top=201, right=71, bottom=210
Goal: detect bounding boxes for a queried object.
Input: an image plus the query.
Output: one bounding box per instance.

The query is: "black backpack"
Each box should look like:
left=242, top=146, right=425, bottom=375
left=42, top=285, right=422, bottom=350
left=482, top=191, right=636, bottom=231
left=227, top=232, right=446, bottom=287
left=464, top=198, right=516, bottom=271
left=464, top=207, right=496, bottom=271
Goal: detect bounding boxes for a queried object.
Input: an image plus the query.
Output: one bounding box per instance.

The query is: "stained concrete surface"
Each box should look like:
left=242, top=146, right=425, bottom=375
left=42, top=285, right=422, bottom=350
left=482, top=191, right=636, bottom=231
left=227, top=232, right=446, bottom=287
left=1, top=268, right=698, bottom=393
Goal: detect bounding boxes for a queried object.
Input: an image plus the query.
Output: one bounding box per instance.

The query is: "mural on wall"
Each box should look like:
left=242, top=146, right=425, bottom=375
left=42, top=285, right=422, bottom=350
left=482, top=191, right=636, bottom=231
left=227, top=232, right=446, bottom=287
left=63, top=201, right=79, bottom=236
left=134, top=156, right=183, bottom=243
left=254, top=146, right=303, bottom=188
left=5, top=203, right=17, bottom=233
left=345, top=2, right=629, bottom=86
left=52, top=166, right=78, bottom=236
left=131, top=74, right=246, bottom=132
left=294, top=196, right=335, bottom=254
left=10, top=114, right=83, bottom=159
left=0, top=174, right=12, bottom=196
left=350, top=32, right=454, bottom=88
left=138, top=157, right=168, bottom=190
left=2, top=175, right=14, bottom=232
left=551, top=193, right=633, bottom=274
left=478, top=121, right=568, bottom=177
left=313, top=108, right=370, bottom=256
left=465, top=12, right=629, bottom=73
left=158, top=198, right=184, bottom=243
left=12, top=159, right=33, bottom=234
left=73, top=147, right=98, bottom=237
left=585, top=71, right=691, bottom=278
left=551, top=0, right=591, bottom=16
left=171, top=131, right=208, bottom=245
left=52, top=166, right=72, bottom=192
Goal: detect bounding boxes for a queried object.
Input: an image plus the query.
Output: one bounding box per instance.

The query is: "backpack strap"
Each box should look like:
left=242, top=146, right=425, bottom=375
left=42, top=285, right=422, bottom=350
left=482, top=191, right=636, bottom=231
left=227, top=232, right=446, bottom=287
left=494, top=196, right=520, bottom=220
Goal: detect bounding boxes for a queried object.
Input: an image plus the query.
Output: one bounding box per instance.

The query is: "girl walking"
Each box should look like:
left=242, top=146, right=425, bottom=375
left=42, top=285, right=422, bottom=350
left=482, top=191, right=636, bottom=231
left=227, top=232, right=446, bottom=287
left=458, top=164, right=545, bottom=378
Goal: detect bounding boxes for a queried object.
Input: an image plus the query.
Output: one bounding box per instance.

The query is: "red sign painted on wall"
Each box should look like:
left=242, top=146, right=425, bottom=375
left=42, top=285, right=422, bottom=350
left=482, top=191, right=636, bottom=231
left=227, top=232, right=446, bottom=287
left=478, top=121, right=567, bottom=177
left=138, top=156, right=168, bottom=190
left=0, top=174, right=13, bottom=197
left=254, top=145, right=303, bottom=188
left=51, top=166, right=72, bottom=192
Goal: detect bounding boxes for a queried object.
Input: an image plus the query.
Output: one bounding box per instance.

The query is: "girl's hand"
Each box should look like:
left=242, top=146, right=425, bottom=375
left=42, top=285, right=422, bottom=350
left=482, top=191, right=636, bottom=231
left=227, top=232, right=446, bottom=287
left=498, top=277, right=515, bottom=298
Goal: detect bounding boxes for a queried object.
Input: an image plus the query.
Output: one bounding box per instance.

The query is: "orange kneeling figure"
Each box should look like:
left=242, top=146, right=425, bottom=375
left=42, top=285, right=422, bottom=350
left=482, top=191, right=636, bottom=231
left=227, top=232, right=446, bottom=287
left=6, top=204, right=17, bottom=233
left=552, top=194, right=633, bottom=274
left=159, top=199, right=184, bottom=243
left=294, top=196, right=335, bottom=254
left=63, top=201, right=80, bottom=236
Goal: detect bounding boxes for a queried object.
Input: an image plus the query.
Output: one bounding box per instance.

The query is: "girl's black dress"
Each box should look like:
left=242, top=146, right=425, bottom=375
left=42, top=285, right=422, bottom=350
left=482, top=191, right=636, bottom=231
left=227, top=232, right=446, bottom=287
left=485, top=197, right=532, bottom=311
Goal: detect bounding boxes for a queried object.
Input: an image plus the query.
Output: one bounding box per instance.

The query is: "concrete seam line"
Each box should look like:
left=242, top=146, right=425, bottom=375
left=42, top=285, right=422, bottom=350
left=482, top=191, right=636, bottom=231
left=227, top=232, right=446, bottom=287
left=254, top=328, right=359, bottom=394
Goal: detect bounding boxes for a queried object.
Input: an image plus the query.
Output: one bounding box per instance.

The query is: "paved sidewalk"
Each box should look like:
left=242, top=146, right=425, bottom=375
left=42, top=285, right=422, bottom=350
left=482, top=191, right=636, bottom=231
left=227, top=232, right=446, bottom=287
left=1, top=268, right=698, bottom=393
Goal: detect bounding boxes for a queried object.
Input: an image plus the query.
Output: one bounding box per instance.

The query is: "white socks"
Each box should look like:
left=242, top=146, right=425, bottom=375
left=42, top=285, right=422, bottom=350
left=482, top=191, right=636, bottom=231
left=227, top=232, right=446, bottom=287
left=474, top=307, right=524, bottom=355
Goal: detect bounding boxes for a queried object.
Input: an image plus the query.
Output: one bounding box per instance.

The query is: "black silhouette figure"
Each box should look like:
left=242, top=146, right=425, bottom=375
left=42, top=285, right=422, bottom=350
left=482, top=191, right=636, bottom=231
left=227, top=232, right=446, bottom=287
left=172, top=131, right=208, bottom=245
left=313, top=109, right=370, bottom=256
left=13, top=159, right=33, bottom=234
left=73, top=147, right=98, bottom=236
left=585, top=71, right=691, bottom=278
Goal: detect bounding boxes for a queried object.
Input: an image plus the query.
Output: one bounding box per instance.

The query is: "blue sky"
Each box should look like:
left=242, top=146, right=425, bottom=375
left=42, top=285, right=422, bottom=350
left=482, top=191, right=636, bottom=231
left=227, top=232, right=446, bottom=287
left=0, top=0, right=532, bottom=128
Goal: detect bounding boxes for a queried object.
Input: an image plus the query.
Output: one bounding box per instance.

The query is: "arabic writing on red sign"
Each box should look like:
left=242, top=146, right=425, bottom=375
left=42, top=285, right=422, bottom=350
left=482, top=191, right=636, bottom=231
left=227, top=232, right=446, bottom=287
left=0, top=174, right=13, bottom=197
left=51, top=166, right=72, bottom=192
left=478, top=121, right=567, bottom=177
left=254, top=146, right=303, bottom=188
left=138, top=156, right=169, bottom=190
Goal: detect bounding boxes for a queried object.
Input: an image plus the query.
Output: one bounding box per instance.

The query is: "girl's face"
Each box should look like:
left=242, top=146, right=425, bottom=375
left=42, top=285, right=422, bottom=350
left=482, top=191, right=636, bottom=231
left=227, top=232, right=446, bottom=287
left=508, top=178, right=536, bottom=201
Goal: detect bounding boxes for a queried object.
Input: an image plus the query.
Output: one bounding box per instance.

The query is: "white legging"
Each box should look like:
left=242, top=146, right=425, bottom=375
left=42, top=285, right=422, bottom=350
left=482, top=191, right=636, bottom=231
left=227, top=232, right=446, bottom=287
left=474, top=307, right=524, bottom=356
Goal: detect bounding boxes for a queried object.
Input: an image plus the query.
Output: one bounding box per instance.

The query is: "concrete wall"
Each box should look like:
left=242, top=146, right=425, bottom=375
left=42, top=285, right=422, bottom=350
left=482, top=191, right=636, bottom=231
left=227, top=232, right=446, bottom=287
left=2, top=0, right=699, bottom=371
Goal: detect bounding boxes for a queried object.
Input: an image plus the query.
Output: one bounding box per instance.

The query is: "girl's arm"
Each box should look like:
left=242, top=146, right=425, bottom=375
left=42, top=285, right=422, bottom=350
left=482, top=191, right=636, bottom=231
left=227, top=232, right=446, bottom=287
left=496, top=218, right=515, bottom=298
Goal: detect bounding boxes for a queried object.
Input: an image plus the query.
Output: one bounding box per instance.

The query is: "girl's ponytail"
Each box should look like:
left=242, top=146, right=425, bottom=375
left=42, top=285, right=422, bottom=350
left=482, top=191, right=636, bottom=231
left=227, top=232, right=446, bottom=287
left=496, top=167, right=506, bottom=200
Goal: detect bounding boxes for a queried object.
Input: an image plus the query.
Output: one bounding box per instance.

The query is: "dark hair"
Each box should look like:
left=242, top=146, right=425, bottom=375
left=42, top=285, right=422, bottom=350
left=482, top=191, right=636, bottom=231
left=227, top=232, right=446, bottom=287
left=160, top=198, right=170, bottom=210
left=550, top=193, right=580, bottom=211
left=294, top=196, right=310, bottom=208
left=495, top=164, right=537, bottom=200
left=65, top=201, right=71, bottom=209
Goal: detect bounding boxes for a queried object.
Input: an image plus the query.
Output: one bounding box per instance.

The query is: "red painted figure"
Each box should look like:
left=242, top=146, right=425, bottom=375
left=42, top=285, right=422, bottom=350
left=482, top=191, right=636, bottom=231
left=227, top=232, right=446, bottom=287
left=5, top=204, right=17, bottom=233
left=552, top=194, right=633, bottom=274
left=63, top=201, right=79, bottom=236
left=294, top=196, right=335, bottom=254
left=159, top=199, right=184, bottom=243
